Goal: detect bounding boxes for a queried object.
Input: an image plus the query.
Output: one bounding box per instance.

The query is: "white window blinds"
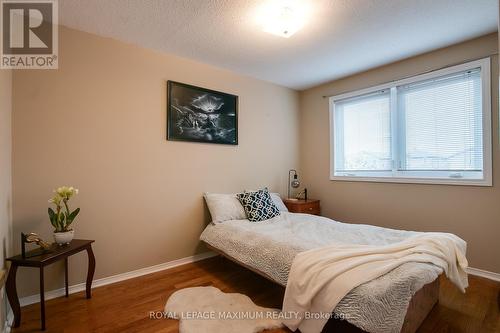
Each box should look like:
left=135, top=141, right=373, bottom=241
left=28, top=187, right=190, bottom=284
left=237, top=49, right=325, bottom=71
left=330, top=58, right=491, bottom=186
left=398, top=68, right=482, bottom=171
left=334, top=91, right=391, bottom=171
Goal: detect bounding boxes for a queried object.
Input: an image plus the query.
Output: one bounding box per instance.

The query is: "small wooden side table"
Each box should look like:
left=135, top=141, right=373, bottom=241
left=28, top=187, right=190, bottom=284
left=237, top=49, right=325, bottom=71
left=6, top=239, right=95, bottom=331
left=283, top=198, right=320, bottom=215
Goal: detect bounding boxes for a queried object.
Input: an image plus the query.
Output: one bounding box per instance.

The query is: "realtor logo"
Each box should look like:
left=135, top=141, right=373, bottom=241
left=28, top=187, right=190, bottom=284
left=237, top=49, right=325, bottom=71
left=1, top=0, right=58, bottom=69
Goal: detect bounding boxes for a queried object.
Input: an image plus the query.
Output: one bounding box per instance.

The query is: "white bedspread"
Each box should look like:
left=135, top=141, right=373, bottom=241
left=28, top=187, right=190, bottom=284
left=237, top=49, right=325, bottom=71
left=199, top=212, right=446, bottom=333
left=282, top=233, right=468, bottom=333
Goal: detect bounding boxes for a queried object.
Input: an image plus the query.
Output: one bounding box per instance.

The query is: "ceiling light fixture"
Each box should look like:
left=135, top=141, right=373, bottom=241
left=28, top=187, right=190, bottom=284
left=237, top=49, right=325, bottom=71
left=257, top=0, right=309, bottom=38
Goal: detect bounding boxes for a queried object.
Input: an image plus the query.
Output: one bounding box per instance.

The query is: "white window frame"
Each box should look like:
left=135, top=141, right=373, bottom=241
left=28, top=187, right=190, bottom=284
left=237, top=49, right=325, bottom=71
left=329, top=57, right=492, bottom=186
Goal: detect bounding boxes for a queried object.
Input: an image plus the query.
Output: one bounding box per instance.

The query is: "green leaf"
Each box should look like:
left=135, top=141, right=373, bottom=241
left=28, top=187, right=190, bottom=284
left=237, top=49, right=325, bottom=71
left=48, top=207, right=55, bottom=219
left=48, top=208, right=57, bottom=227
left=58, top=213, right=66, bottom=231
left=68, top=208, right=80, bottom=223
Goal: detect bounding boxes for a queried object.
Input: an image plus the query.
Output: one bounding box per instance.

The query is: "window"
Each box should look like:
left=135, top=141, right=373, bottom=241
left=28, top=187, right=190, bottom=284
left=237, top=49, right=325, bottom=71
left=330, top=58, right=491, bottom=186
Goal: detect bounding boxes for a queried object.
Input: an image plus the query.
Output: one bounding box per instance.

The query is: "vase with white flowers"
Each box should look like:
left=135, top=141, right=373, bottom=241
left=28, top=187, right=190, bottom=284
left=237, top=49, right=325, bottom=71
left=48, top=186, right=80, bottom=245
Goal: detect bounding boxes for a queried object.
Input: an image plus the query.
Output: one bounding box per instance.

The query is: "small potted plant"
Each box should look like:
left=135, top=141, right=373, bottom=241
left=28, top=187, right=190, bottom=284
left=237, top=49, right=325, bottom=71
left=48, top=186, right=80, bottom=245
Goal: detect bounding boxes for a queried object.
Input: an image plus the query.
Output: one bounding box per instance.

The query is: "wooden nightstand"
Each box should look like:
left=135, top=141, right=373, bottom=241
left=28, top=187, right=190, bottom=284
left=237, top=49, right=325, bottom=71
left=283, top=199, right=320, bottom=215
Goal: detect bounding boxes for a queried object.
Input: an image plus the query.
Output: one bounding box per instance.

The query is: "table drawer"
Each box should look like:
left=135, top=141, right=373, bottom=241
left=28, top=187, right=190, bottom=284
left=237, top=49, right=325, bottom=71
left=284, top=199, right=321, bottom=215
left=295, top=202, right=320, bottom=215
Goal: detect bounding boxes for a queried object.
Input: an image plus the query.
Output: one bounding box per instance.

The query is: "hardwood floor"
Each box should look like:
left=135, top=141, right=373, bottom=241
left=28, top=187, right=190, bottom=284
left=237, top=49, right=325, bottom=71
left=11, top=256, right=500, bottom=333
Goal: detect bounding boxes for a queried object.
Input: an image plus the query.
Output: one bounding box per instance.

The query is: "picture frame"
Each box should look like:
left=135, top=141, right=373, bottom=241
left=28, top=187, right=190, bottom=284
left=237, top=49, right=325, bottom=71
left=167, top=81, right=238, bottom=145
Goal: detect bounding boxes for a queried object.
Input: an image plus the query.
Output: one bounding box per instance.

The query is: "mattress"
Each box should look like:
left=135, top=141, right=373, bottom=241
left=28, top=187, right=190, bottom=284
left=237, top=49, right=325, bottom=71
left=200, top=212, right=442, bottom=333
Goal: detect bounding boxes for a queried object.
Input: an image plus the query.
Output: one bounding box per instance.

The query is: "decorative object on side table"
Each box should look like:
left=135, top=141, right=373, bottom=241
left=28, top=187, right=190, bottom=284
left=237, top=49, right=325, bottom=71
left=48, top=186, right=80, bottom=245
left=283, top=198, right=320, bottom=215
left=21, top=232, right=53, bottom=258
left=295, top=188, right=308, bottom=201
left=167, top=81, right=238, bottom=145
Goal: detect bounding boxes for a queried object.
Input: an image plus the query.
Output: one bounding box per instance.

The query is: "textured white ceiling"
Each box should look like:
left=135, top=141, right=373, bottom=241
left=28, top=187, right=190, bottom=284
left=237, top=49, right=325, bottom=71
left=59, top=0, right=498, bottom=90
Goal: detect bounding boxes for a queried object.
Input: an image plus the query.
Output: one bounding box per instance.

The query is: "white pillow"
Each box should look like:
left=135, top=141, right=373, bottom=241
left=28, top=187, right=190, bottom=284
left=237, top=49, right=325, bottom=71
left=270, top=193, right=288, bottom=212
left=204, top=193, right=247, bottom=223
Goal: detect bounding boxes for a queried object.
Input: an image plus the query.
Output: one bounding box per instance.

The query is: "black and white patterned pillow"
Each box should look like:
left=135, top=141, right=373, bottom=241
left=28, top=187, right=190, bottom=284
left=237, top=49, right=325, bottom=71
left=237, top=188, right=281, bottom=222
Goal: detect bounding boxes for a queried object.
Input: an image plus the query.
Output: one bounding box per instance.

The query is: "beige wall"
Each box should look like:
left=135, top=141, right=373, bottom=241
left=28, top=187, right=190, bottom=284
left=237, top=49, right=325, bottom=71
left=300, top=33, right=500, bottom=274
left=0, top=69, right=13, bottom=331
left=12, top=27, right=300, bottom=296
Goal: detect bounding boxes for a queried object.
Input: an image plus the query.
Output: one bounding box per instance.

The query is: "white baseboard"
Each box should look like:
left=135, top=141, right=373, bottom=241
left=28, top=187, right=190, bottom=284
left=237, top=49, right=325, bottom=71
left=19, top=251, right=217, bottom=307
left=467, top=267, right=500, bottom=282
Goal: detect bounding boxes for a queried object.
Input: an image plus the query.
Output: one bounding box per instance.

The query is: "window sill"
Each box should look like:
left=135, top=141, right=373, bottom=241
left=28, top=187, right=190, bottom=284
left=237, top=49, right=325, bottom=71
left=330, top=175, right=492, bottom=187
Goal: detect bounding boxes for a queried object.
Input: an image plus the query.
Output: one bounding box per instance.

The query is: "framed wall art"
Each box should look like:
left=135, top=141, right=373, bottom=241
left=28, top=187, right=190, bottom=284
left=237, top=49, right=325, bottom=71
left=167, top=81, right=238, bottom=145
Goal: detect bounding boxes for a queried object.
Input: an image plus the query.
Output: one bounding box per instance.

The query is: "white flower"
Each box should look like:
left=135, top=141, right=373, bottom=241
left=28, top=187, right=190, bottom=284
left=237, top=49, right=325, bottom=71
left=49, top=194, right=62, bottom=205
left=54, top=186, right=79, bottom=200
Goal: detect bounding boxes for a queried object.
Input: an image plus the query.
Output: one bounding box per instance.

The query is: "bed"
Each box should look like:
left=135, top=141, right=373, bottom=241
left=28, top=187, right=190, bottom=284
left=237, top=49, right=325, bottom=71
left=200, top=211, right=443, bottom=333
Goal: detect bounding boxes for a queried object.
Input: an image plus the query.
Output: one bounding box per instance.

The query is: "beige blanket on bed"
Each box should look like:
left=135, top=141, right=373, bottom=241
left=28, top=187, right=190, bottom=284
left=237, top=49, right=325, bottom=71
left=282, top=232, right=468, bottom=333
